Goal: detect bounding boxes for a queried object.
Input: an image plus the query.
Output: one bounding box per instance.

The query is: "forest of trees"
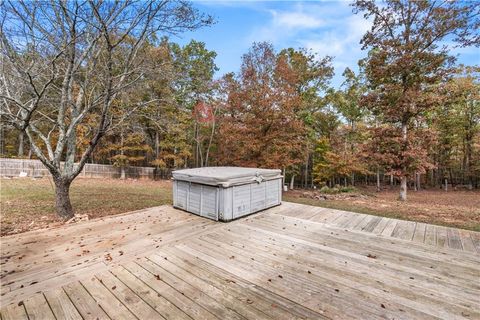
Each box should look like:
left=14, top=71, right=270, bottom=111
left=1, top=0, right=479, bottom=217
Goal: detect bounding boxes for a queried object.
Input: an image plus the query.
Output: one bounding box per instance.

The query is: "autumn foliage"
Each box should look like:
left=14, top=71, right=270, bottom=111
left=1, top=0, right=479, bottom=219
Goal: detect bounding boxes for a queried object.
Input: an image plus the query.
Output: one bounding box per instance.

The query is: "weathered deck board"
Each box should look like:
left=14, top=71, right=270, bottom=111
left=62, top=281, right=109, bottom=320
left=81, top=275, right=137, bottom=319
left=109, top=266, right=191, bottom=320
left=23, top=293, right=56, bottom=320
left=1, top=202, right=479, bottom=320
left=199, top=227, right=476, bottom=318
left=0, top=302, right=28, bottom=320
left=43, top=288, right=82, bottom=320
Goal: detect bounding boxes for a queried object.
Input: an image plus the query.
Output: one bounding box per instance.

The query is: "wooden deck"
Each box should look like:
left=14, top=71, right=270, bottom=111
left=1, top=202, right=479, bottom=319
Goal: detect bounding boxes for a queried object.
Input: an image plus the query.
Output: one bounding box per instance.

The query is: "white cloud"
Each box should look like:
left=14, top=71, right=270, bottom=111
left=298, top=14, right=371, bottom=57
left=271, top=10, right=325, bottom=30
left=247, top=4, right=327, bottom=44
left=240, top=1, right=374, bottom=86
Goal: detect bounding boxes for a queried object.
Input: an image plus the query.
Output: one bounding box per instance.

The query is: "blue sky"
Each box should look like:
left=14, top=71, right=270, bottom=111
left=175, top=1, right=479, bottom=88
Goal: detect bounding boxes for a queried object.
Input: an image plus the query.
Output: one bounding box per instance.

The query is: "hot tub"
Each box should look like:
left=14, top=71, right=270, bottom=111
left=172, top=167, right=282, bottom=221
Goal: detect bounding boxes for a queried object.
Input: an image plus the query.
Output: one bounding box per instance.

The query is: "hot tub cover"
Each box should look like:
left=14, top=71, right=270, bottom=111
left=172, top=167, right=282, bottom=187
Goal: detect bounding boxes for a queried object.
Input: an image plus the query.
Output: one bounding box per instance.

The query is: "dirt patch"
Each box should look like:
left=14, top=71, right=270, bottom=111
left=285, top=187, right=480, bottom=231
left=1, top=177, right=172, bottom=236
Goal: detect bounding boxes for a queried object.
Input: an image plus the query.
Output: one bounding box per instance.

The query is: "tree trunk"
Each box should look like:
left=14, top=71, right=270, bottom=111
left=390, top=174, right=394, bottom=189
left=194, top=122, right=199, bottom=167
left=54, top=177, right=74, bottom=219
left=416, top=173, right=421, bottom=191
left=376, top=169, right=381, bottom=192
left=444, top=178, right=448, bottom=192
left=399, top=176, right=407, bottom=201
left=120, top=167, right=126, bottom=180
left=18, top=131, right=25, bottom=157
left=304, top=155, right=309, bottom=189
left=290, top=175, right=295, bottom=190
left=155, top=131, right=160, bottom=159
left=399, top=121, right=408, bottom=201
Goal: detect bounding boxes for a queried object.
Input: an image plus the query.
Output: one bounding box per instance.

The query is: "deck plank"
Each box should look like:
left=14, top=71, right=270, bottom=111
left=159, top=246, right=322, bottom=320
left=110, top=266, right=191, bottom=320
left=353, top=215, right=375, bottom=232
left=371, top=217, right=390, bottom=234
left=391, top=220, right=416, bottom=241
left=81, top=275, right=137, bottom=319
left=140, top=257, right=245, bottom=320
left=148, top=254, right=273, bottom=320
left=23, top=293, right=56, bottom=320
left=94, top=270, right=162, bottom=319
left=412, top=223, right=426, bottom=244
left=424, top=224, right=436, bottom=246
left=1, top=202, right=479, bottom=320
left=436, top=226, right=449, bottom=248
left=123, top=261, right=216, bottom=320
left=380, top=219, right=398, bottom=237
left=458, top=230, right=477, bottom=253
left=62, top=281, right=110, bottom=320
left=447, top=228, right=463, bottom=250
left=43, top=288, right=83, bottom=320
left=200, top=226, right=479, bottom=319
left=468, top=231, right=480, bottom=253
left=0, top=302, right=28, bottom=320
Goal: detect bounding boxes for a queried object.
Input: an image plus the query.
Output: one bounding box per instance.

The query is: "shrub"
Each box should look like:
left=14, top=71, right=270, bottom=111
left=340, top=186, right=357, bottom=193
left=319, top=186, right=340, bottom=194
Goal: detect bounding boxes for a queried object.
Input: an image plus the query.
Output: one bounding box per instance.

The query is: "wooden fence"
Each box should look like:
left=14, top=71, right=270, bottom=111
left=0, top=158, right=171, bottom=179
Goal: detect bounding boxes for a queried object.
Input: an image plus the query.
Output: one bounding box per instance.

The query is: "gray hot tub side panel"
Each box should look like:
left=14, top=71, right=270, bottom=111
left=172, top=178, right=282, bottom=222
left=173, top=180, right=218, bottom=220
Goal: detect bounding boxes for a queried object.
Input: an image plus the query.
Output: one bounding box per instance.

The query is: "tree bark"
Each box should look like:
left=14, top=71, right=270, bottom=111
left=290, top=175, right=295, bottom=190
left=205, top=114, right=217, bottom=167
left=399, top=176, right=407, bottom=201
left=155, top=131, right=160, bottom=159
left=399, top=121, right=408, bottom=201
left=18, top=131, right=25, bottom=157
left=53, top=177, right=74, bottom=219
left=120, top=130, right=126, bottom=180
left=376, top=169, right=381, bottom=192
left=304, top=154, right=309, bottom=188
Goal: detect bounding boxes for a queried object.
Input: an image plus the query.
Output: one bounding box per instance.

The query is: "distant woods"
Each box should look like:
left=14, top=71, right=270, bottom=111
left=1, top=0, right=479, bottom=217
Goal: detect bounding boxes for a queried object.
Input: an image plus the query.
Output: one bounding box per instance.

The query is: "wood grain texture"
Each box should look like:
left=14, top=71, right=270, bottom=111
left=1, top=202, right=479, bottom=320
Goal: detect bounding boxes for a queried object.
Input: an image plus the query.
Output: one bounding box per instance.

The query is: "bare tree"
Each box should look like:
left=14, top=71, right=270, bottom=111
left=0, top=0, right=212, bottom=218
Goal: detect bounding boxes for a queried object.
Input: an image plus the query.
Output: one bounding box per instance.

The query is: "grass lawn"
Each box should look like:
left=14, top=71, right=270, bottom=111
left=1, top=177, right=479, bottom=235
left=1, top=177, right=172, bottom=235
